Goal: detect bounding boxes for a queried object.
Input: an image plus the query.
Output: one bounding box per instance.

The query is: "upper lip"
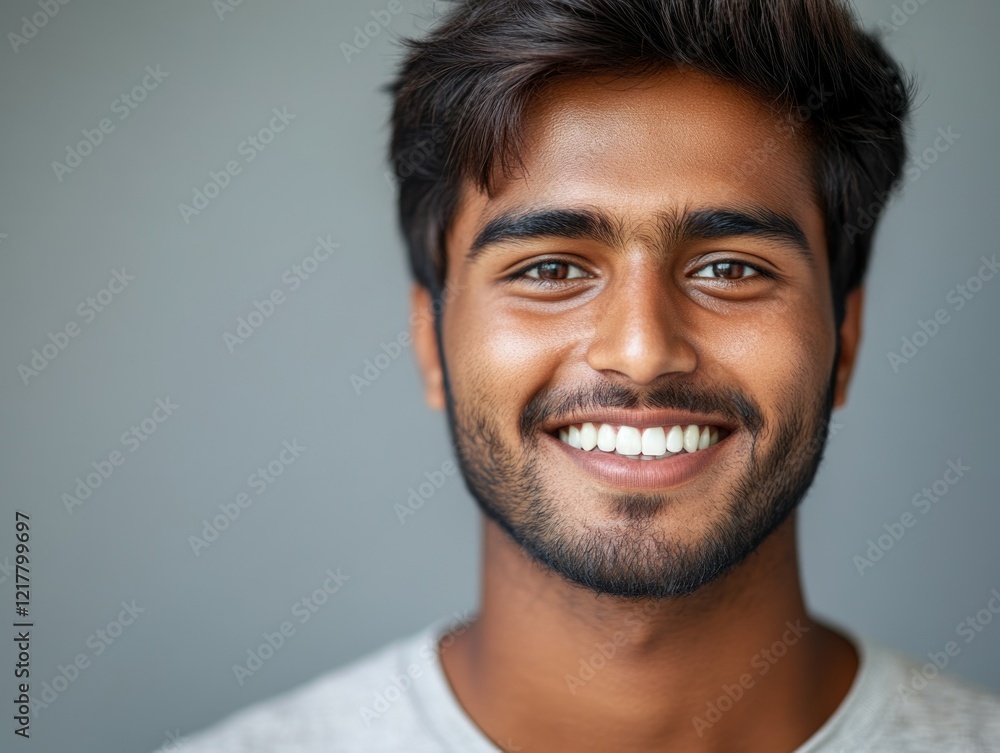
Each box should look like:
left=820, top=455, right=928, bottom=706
left=542, top=409, right=738, bottom=434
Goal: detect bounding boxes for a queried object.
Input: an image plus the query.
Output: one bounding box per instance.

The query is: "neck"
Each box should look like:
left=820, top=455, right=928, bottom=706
left=439, top=512, right=858, bottom=753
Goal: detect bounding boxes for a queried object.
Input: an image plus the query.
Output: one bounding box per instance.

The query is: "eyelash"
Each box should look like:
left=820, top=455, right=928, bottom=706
left=506, top=259, right=591, bottom=287
left=691, top=260, right=775, bottom=283
left=506, top=258, right=774, bottom=286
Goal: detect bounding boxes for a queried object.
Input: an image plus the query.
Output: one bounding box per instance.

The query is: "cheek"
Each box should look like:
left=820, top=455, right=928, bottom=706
left=701, top=304, right=832, bottom=398
left=445, top=296, right=570, bottom=420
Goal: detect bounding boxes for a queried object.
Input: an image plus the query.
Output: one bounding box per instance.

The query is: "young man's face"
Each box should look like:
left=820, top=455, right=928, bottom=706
left=412, top=68, right=862, bottom=598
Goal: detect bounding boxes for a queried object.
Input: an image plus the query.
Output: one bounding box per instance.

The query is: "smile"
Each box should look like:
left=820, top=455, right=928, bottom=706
left=555, top=422, right=730, bottom=460
left=542, top=411, right=737, bottom=489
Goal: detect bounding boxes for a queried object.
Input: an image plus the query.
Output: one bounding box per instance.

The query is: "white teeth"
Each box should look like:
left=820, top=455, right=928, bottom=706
left=640, top=427, right=667, bottom=456
left=698, top=425, right=711, bottom=450
left=597, top=423, right=617, bottom=452
left=615, top=425, right=642, bottom=456
left=557, top=422, right=727, bottom=459
left=683, top=424, right=701, bottom=453
left=666, top=425, right=684, bottom=453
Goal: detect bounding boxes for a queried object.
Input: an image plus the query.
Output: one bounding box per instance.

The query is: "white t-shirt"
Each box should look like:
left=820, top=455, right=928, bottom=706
left=171, top=614, right=1000, bottom=752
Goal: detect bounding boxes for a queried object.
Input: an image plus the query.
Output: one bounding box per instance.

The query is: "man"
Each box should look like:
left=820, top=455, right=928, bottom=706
left=178, top=1, right=1000, bottom=750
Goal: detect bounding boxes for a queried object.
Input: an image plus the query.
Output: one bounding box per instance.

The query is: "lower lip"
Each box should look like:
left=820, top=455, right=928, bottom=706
left=542, top=429, right=733, bottom=490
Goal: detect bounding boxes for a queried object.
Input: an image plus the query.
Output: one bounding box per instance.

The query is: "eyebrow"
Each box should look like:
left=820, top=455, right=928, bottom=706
left=469, top=208, right=623, bottom=259
left=467, top=205, right=813, bottom=267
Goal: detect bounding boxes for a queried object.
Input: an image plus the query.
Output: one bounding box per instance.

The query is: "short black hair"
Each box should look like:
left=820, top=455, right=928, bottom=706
left=387, top=0, right=916, bottom=330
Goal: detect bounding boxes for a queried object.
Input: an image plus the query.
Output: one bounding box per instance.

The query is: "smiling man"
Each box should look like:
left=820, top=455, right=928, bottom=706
left=176, top=1, right=1000, bottom=751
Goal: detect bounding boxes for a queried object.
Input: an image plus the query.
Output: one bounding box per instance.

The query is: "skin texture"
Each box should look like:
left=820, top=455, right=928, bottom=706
left=410, top=68, right=863, bottom=753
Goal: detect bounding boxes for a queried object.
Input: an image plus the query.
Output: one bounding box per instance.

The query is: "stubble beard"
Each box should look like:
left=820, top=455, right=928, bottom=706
left=437, top=330, right=838, bottom=600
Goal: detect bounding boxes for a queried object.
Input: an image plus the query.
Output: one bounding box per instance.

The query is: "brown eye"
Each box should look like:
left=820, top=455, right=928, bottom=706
left=519, top=261, right=588, bottom=281
left=693, top=261, right=761, bottom=280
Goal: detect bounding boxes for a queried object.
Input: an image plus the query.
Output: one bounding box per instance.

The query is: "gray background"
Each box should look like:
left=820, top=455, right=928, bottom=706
left=0, top=0, right=997, bottom=750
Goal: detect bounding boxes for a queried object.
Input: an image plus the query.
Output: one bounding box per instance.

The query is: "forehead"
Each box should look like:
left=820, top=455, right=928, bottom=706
left=447, top=67, right=823, bottom=260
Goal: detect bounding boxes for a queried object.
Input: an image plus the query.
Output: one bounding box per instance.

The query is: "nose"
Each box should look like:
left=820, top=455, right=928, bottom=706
left=586, top=266, right=697, bottom=386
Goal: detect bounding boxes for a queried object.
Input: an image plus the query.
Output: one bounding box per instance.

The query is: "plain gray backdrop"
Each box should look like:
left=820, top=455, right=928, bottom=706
left=0, top=0, right=997, bottom=750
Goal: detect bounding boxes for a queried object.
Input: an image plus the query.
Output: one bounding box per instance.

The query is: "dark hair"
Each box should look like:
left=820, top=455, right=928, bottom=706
left=387, top=0, right=916, bottom=330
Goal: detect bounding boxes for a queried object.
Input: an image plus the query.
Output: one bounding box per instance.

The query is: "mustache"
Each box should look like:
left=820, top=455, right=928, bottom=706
left=519, top=380, right=764, bottom=441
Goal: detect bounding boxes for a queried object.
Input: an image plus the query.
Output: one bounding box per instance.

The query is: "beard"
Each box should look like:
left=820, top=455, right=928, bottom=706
left=438, top=336, right=839, bottom=600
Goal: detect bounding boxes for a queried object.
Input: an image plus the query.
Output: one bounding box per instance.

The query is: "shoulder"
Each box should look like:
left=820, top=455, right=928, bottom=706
left=856, top=638, right=1000, bottom=752
left=167, top=620, right=451, bottom=753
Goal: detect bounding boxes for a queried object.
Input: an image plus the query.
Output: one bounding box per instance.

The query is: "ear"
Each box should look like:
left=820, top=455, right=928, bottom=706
left=832, top=285, right=864, bottom=408
left=410, top=283, right=446, bottom=411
